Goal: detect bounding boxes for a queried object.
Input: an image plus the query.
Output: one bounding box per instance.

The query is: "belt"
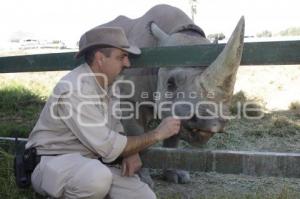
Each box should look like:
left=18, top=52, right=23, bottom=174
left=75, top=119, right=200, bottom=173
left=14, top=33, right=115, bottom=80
left=33, top=155, right=54, bottom=169
left=35, top=155, right=123, bottom=167
left=35, top=155, right=41, bottom=167
left=99, top=157, right=123, bottom=166
left=34, top=154, right=59, bottom=168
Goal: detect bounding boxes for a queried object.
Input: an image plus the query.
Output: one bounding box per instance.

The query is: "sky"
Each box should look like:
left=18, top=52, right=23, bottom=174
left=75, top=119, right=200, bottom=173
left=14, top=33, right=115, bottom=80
left=0, top=0, right=299, bottom=45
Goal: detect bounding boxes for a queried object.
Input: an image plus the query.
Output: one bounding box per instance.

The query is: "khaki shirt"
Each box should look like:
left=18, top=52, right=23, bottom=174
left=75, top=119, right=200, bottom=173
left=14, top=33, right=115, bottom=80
left=26, top=63, right=127, bottom=163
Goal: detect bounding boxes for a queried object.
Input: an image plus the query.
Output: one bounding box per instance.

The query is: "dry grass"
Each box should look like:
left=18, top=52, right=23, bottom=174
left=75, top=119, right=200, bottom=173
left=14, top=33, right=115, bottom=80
left=230, top=90, right=265, bottom=117
left=0, top=71, right=68, bottom=97
left=234, top=65, right=300, bottom=110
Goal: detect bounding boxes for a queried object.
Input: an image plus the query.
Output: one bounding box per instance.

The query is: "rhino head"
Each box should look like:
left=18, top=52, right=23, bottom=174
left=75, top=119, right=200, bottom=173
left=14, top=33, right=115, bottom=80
left=152, top=17, right=245, bottom=146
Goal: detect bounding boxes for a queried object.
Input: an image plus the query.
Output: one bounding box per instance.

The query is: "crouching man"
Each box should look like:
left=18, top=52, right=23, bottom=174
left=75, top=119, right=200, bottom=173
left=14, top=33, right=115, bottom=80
left=25, top=27, right=180, bottom=199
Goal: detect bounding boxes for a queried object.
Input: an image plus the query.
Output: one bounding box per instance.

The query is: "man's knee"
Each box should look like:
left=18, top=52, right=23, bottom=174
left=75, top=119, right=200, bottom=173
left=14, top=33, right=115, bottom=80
left=141, top=186, right=156, bottom=199
left=67, top=159, right=113, bottom=198
left=132, top=184, right=156, bottom=199
left=89, top=163, right=113, bottom=197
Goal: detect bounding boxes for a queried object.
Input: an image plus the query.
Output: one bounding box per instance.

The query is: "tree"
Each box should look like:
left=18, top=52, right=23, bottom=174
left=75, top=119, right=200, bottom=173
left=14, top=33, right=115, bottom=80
left=207, top=33, right=225, bottom=43
left=279, top=27, right=300, bottom=36
left=256, top=30, right=272, bottom=38
left=189, top=0, right=197, bottom=22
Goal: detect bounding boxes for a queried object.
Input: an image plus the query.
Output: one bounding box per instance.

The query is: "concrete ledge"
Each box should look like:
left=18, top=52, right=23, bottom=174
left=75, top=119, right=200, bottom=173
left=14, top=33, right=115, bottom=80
left=142, top=148, right=300, bottom=178
left=1, top=138, right=300, bottom=178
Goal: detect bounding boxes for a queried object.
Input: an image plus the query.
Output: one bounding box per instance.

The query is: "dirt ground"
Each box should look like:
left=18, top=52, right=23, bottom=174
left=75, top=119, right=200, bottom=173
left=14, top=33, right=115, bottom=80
left=152, top=170, right=300, bottom=199
left=152, top=65, right=300, bottom=199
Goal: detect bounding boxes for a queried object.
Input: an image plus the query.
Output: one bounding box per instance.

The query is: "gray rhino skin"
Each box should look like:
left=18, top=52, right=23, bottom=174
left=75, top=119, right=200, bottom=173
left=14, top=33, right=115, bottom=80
left=97, top=4, right=245, bottom=184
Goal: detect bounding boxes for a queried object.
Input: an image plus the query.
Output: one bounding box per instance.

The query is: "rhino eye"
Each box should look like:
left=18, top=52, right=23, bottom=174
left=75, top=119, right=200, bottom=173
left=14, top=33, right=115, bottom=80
left=167, top=77, right=177, bottom=91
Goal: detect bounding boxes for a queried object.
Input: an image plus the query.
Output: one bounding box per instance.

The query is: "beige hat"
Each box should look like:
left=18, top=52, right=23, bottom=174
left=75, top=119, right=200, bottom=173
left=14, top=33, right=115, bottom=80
left=75, top=27, right=141, bottom=59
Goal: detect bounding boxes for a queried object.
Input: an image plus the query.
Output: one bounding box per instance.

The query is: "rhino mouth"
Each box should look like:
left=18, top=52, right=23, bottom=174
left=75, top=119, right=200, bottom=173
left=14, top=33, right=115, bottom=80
left=191, top=128, right=215, bottom=144
left=179, top=127, right=215, bottom=145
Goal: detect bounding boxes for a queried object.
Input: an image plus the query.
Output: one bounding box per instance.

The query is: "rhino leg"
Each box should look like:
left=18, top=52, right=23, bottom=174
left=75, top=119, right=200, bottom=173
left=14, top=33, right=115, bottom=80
left=121, top=116, right=145, bottom=136
left=163, top=169, right=191, bottom=184
left=162, top=135, right=191, bottom=184
left=138, top=168, right=155, bottom=188
left=121, top=105, right=155, bottom=187
left=122, top=105, right=155, bottom=135
left=163, top=134, right=180, bottom=147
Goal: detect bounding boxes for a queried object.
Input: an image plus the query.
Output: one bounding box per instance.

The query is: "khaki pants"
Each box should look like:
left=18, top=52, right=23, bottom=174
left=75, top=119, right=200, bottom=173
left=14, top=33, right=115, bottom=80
left=31, top=153, right=156, bottom=199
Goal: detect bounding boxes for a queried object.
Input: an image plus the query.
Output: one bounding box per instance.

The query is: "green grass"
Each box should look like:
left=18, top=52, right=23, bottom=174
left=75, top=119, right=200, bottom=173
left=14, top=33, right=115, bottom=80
left=0, top=149, right=43, bottom=199
left=0, top=71, right=65, bottom=138
left=0, top=84, right=45, bottom=138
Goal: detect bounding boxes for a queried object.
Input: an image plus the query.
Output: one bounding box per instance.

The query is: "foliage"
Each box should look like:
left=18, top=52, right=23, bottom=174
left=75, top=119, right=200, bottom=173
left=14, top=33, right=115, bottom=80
left=255, top=27, right=300, bottom=38
left=207, top=33, right=226, bottom=43
left=279, top=27, right=300, bottom=36
left=289, top=101, right=300, bottom=111
left=256, top=30, right=272, bottom=38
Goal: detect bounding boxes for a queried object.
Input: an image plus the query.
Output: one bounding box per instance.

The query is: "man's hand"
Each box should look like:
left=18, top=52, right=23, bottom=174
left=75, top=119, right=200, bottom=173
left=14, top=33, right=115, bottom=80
left=154, top=117, right=181, bottom=141
left=121, top=117, right=181, bottom=157
left=121, top=153, right=142, bottom=177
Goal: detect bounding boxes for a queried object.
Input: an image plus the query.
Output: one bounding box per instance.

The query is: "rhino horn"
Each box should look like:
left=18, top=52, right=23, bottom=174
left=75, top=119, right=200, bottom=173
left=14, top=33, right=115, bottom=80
left=150, top=22, right=169, bottom=45
left=199, top=16, right=245, bottom=99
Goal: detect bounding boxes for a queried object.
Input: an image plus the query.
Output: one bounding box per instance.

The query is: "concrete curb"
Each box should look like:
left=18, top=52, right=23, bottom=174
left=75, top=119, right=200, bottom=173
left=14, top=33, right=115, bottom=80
left=1, top=138, right=300, bottom=178
left=142, top=147, right=300, bottom=178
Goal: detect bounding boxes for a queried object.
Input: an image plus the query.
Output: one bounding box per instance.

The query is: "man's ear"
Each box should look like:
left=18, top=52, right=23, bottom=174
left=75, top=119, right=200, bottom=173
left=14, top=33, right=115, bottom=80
left=95, top=51, right=104, bottom=60
left=95, top=51, right=105, bottom=65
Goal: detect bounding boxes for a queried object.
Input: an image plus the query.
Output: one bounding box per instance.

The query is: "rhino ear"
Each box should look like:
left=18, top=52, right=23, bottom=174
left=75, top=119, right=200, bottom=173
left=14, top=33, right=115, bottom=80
left=198, top=16, right=245, bottom=99
left=150, top=22, right=170, bottom=45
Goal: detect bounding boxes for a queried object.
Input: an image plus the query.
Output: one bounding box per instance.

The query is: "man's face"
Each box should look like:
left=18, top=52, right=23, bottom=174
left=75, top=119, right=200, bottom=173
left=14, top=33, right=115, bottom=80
left=100, top=48, right=130, bottom=85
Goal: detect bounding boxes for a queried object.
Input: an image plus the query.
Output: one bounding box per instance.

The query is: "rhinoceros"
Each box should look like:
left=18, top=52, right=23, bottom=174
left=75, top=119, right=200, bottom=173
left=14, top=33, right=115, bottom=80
left=97, top=4, right=244, bottom=185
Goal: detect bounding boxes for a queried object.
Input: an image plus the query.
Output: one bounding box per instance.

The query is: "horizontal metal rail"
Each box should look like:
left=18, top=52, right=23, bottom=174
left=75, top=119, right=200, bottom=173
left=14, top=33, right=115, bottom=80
left=0, top=137, right=28, bottom=142
left=0, top=40, right=300, bottom=73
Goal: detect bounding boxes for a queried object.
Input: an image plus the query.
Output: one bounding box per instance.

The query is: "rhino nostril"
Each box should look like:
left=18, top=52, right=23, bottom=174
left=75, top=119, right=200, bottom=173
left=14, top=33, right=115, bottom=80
left=220, top=117, right=228, bottom=124
left=191, top=115, right=198, bottom=122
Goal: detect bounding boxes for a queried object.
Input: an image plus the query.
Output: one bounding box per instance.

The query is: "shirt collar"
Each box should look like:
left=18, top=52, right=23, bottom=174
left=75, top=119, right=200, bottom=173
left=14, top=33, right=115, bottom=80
left=82, top=63, right=109, bottom=96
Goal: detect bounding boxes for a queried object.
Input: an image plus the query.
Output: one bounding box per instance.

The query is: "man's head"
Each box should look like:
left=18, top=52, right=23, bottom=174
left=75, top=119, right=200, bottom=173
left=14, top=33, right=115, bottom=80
left=87, top=47, right=130, bottom=85
left=76, top=27, right=141, bottom=85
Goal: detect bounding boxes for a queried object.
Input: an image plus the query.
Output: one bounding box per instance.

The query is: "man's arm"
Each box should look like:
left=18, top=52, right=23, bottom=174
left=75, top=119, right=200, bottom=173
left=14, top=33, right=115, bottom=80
left=57, top=92, right=180, bottom=162
left=121, top=153, right=142, bottom=176
left=121, top=117, right=180, bottom=157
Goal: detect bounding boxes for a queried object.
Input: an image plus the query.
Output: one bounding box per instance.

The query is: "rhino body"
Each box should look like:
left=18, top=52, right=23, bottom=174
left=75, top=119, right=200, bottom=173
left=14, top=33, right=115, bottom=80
left=96, top=4, right=245, bottom=184
left=99, top=4, right=208, bottom=48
